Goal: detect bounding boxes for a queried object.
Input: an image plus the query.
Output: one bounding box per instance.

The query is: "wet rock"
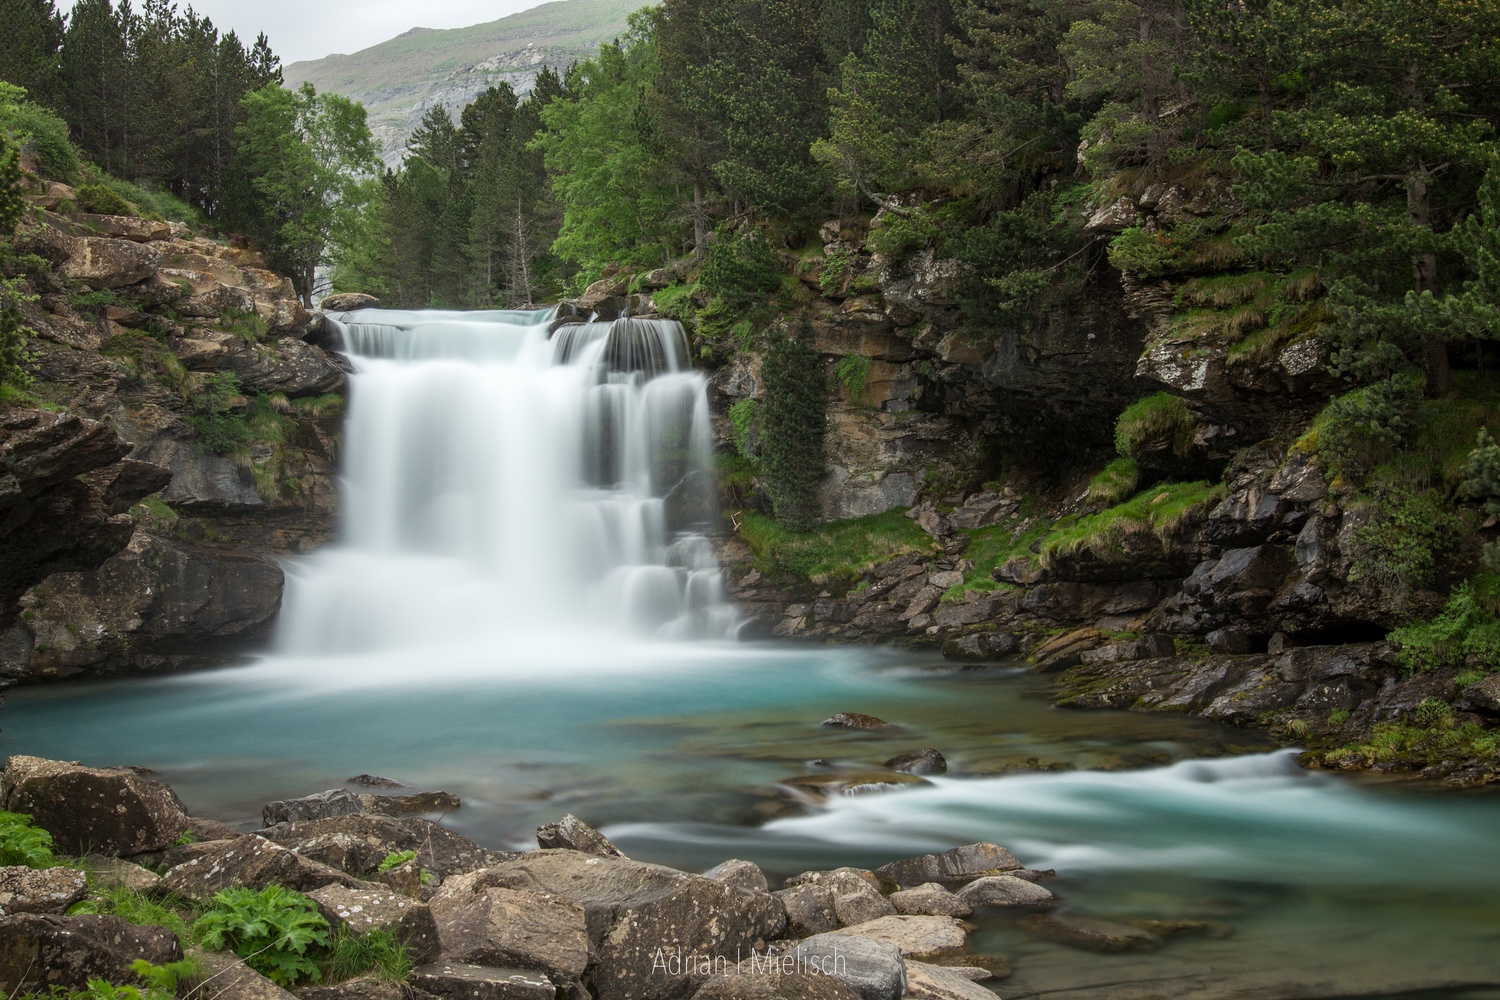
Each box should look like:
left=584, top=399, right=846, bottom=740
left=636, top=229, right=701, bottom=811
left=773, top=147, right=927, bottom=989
left=60, top=236, right=160, bottom=288
left=1463, top=674, right=1500, bottom=712
left=789, top=932, right=905, bottom=1000
left=874, top=843, right=1022, bottom=890
left=776, top=772, right=929, bottom=801
left=157, top=836, right=373, bottom=904
left=1032, top=629, right=1103, bottom=671
left=704, top=860, right=770, bottom=894
left=535, top=814, right=625, bottom=858
left=456, top=850, right=785, bottom=1000
left=320, top=292, right=381, bottom=312
left=0, top=913, right=182, bottom=990
left=348, top=774, right=406, bottom=788
left=821, top=713, right=891, bottom=730
left=838, top=915, right=965, bottom=959
left=954, top=875, right=1056, bottom=908
left=1077, top=634, right=1176, bottom=665
left=774, top=884, right=839, bottom=938
left=939, top=633, right=1018, bottom=662
left=693, top=966, right=862, bottom=1000
left=408, top=962, right=554, bottom=1000
left=1206, top=629, right=1253, bottom=654
left=0, top=866, right=87, bottom=915
left=1021, top=913, right=1163, bottom=952
left=884, top=749, right=946, bottom=776
left=262, top=788, right=363, bottom=826
left=427, top=876, right=589, bottom=983
left=901, top=961, right=997, bottom=1000
left=258, top=813, right=512, bottom=879
left=0, top=755, right=189, bottom=856
left=308, top=884, right=441, bottom=963
left=888, top=884, right=970, bottom=918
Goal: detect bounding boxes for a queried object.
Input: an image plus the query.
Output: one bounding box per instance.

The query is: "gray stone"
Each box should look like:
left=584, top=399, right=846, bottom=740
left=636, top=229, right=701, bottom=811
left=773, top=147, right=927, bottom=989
left=774, top=884, right=839, bottom=938
left=884, top=750, right=946, bottom=776
left=704, top=860, right=770, bottom=894
left=838, top=915, right=965, bottom=959
left=784, top=869, right=892, bottom=928
left=308, top=884, right=441, bottom=963
left=888, top=884, right=970, bottom=918
left=60, top=236, right=160, bottom=288
left=320, top=292, right=381, bottom=312
left=262, top=788, right=362, bottom=826
left=535, top=814, right=624, bottom=858
left=1206, top=629, right=1253, bottom=654
left=1463, top=674, right=1500, bottom=712
left=901, top=962, right=997, bottom=1000
left=427, top=876, right=589, bottom=983
left=80, top=855, right=161, bottom=894
left=409, top=962, right=554, bottom=1000
left=954, top=875, right=1056, bottom=908
left=874, top=844, right=1022, bottom=890
left=789, top=933, right=906, bottom=1000
left=0, top=913, right=182, bottom=990
left=939, top=633, right=1018, bottom=662
left=693, top=966, right=862, bottom=1000
left=298, top=977, right=439, bottom=1000
left=157, top=836, right=373, bottom=905
left=0, top=866, right=87, bottom=915
left=360, top=791, right=462, bottom=816
left=0, top=755, right=189, bottom=856
left=1020, top=913, right=1163, bottom=953
left=258, top=813, right=512, bottom=879
left=194, top=948, right=300, bottom=1000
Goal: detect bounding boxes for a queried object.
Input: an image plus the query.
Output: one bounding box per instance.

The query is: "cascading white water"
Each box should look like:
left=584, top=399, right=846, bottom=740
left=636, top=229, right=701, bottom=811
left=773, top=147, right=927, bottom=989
left=276, top=307, right=737, bottom=655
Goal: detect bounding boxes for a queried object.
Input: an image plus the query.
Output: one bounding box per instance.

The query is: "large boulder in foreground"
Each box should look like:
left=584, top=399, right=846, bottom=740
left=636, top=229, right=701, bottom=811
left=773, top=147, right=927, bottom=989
left=462, top=850, right=786, bottom=1000
left=0, top=913, right=181, bottom=990
left=156, top=836, right=374, bottom=904
left=408, top=962, right=554, bottom=1000
left=309, top=884, right=441, bottom=963
left=0, top=756, right=189, bottom=856
left=428, top=875, right=589, bottom=983
left=257, top=813, right=514, bottom=878
left=874, top=844, right=1022, bottom=890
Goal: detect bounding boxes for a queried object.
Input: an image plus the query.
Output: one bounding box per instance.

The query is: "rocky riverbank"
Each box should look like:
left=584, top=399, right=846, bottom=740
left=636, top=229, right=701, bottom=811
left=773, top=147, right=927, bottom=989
left=0, top=754, right=1215, bottom=1000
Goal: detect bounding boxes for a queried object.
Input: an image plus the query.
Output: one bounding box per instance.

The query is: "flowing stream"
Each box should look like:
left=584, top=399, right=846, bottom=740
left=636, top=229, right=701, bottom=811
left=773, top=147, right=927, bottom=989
left=3, top=308, right=1498, bottom=999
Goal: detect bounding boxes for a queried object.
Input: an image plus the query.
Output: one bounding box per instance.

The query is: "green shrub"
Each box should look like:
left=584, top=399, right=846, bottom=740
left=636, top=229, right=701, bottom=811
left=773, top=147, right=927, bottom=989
left=834, top=352, right=872, bottom=404
left=0, top=811, right=54, bottom=868
left=738, top=508, right=937, bottom=584
left=820, top=247, right=854, bottom=294
left=700, top=228, right=781, bottom=309
left=728, top=398, right=759, bottom=458
left=187, top=371, right=251, bottom=455
left=0, top=84, right=80, bottom=183
left=322, top=928, right=413, bottom=983
left=195, top=885, right=330, bottom=986
left=1349, top=485, right=1461, bottom=593
left=2, top=130, right=35, bottom=392
left=70, top=884, right=197, bottom=940
left=1087, top=457, right=1140, bottom=506
left=1317, top=373, right=1424, bottom=481
left=759, top=329, right=825, bottom=532
left=75, top=183, right=140, bottom=217
left=1390, top=576, right=1500, bottom=672
left=221, top=308, right=268, bottom=344
left=1114, top=392, right=1196, bottom=459
left=1105, top=216, right=1241, bottom=277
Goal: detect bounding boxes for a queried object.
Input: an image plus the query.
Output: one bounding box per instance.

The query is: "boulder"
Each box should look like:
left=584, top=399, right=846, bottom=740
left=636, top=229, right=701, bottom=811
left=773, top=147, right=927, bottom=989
left=535, top=814, right=624, bottom=858
left=80, top=855, right=161, bottom=894
left=900, top=962, right=996, bottom=1000
left=837, top=916, right=965, bottom=959
left=888, top=884, right=970, bottom=918
left=954, top=875, right=1055, bottom=908
left=0, top=913, right=181, bottom=990
left=883, top=750, right=946, bottom=776
left=704, top=860, right=770, bottom=894
left=361, top=791, right=462, bottom=816
left=427, top=878, right=588, bottom=982
left=0, top=756, right=189, bottom=856
left=693, top=966, right=862, bottom=1000
left=299, top=977, right=439, bottom=1000
left=257, top=813, right=512, bottom=879
left=939, top=633, right=1018, bottom=662
left=74, top=215, right=171, bottom=243
left=408, top=962, right=554, bottom=1000
left=773, top=884, right=838, bottom=938
left=874, top=844, right=1022, bottom=890
left=319, top=292, right=381, bottom=312
left=1020, top=914, right=1163, bottom=953
left=457, top=850, right=785, bottom=1000
left=0, top=866, right=88, bottom=915
left=60, top=236, right=161, bottom=289
left=193, top=948, right=300, bottom=1000
left=1031, top=629, right=1102, bottom=671
left=308, top=884, right=441, bottom=963
left=789, top=933, right=905, bottom=1000
left=783, top=869, right=892, bottom=927
left=156, top=836, right=374, bottom=905
left=262, top=788, right=362, bottom=826
left=1462, top=674, right=1500, bottom=712
left=821, top=713, right=891, bottom=730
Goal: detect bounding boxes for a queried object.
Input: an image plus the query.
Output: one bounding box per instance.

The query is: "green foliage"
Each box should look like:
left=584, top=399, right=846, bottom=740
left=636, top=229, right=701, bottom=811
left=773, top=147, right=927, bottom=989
left=69, top=884, right=196, bottom=941
left=727, top=398, right=759, bottom=458
left=82, top=172, right=204, bottom=227
left=1106, top=218, right=1241, bottom=278
left=194, top=885, right=331, bottom=987
left=1390, top=576, right=1500, bottom=673
left=1114, top=392, right=1196, bottom=459
left=1, top=126, right=34, bottom=392
left=1462, top=430, right=1500, bottom=515
left=738, top=508, right=937, bottom=583
left=956, top=514, right=1050, bottom=592
left=700, top=228, right=782, bottom=309
left=186, top=372, right=250, bottom=455
left=1317, top=374, right=1423, bottom=481
left=1040, top=481, right=1227, bottom=567
left=377, top=850, right=417, bottom=872
left=1087, top=457, right=1140, bottom=506
left=819, top=247, right=854, bottom=294
left=834, top=352, right=872, bottom=404
left=0, top=811, right=54, bottom=868
left=74, top=183, right=139, bottom=216
left=322, top=929, right=413, bottom=984
left=1323, top=719, right=1499, bottom=770
left=0, top=83, right=80, bottom=183
left=758, top=329, right=825, bottom=531
left=1348, top=486, right=1462, bottom=593
left=220, top=308, right=268, bottom=344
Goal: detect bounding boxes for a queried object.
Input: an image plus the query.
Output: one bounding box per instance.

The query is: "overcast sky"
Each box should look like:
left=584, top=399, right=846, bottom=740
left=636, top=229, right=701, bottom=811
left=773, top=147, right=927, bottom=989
left=62, top=0, right=548, bottom=65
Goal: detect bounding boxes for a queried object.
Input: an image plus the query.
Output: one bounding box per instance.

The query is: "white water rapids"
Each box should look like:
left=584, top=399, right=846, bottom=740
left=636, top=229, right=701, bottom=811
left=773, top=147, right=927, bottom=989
left=276, top=307, right=736, bottom=654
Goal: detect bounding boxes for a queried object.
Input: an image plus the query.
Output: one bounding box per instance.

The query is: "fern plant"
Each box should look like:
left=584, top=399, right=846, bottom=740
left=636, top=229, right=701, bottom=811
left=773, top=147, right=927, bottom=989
left=194, top=885, right=331, bottom=986
left=0, top=811, right=55, bottom=868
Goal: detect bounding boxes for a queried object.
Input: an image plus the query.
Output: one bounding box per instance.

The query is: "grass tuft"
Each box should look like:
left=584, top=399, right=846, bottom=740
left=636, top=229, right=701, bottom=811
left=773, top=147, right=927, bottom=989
left=737, top=508, right=938, bottom=584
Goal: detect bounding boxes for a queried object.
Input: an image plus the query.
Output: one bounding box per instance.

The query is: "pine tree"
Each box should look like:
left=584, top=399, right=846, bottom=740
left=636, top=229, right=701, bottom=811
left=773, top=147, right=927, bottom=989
left=759, top=328, right=827, bottom=532
left=0, top=0, right=64, bottom=108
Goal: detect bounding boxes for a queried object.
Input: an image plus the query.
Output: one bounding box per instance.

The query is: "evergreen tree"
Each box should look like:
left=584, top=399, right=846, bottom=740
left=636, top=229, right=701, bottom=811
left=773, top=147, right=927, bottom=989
left=759, top=327, right=827, bottom=532
left=0, top=0, right=64, bottom=107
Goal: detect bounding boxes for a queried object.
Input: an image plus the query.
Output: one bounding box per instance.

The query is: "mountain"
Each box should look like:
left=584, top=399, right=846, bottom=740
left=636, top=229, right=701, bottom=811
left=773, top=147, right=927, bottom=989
left=283, top=0, right=644, bottom=164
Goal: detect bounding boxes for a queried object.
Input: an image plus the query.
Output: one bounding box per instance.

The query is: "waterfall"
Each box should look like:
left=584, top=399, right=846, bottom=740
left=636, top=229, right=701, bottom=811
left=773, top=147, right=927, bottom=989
left=276, top=307, right=737, bottom=655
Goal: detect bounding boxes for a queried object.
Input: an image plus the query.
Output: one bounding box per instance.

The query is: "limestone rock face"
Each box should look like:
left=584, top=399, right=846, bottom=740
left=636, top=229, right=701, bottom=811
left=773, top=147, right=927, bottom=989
left=0, top=866, right=88, bottom=915
left=0, top=756, right=190, bottom=856
left=0, top=913, right=182, bottom=991
left=463, top=850, right=786, bottom=1000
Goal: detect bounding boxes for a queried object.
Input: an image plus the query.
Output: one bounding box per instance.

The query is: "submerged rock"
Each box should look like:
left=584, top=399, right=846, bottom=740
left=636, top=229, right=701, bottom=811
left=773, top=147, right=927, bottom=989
left=1021, top=913, right=1163, bottom=952
left=875, top=843, right=1022, bottom=890
left=821, top=713, right=892, bottom=730
left=884, top=749, right=947, bottom=776
left=0, top=755, right=189, bottom=856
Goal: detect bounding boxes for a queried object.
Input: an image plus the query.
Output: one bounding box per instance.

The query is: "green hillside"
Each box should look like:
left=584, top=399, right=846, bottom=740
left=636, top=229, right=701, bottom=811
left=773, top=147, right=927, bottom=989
left=284, top=0, right=644, bottom=162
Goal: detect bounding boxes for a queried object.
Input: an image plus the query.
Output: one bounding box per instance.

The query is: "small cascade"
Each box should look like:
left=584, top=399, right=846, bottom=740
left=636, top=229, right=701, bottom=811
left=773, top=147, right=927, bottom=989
left=276, top=307, right=736, bottom=655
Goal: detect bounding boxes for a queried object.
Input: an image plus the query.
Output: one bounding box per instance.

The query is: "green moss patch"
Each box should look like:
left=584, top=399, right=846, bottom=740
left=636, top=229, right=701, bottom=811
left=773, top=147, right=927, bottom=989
left=1115, top=392, right=1196, bottom=459
left=737, top=508, right=937, bottom=584
left=1039, top=480, right=1226, bottom=567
